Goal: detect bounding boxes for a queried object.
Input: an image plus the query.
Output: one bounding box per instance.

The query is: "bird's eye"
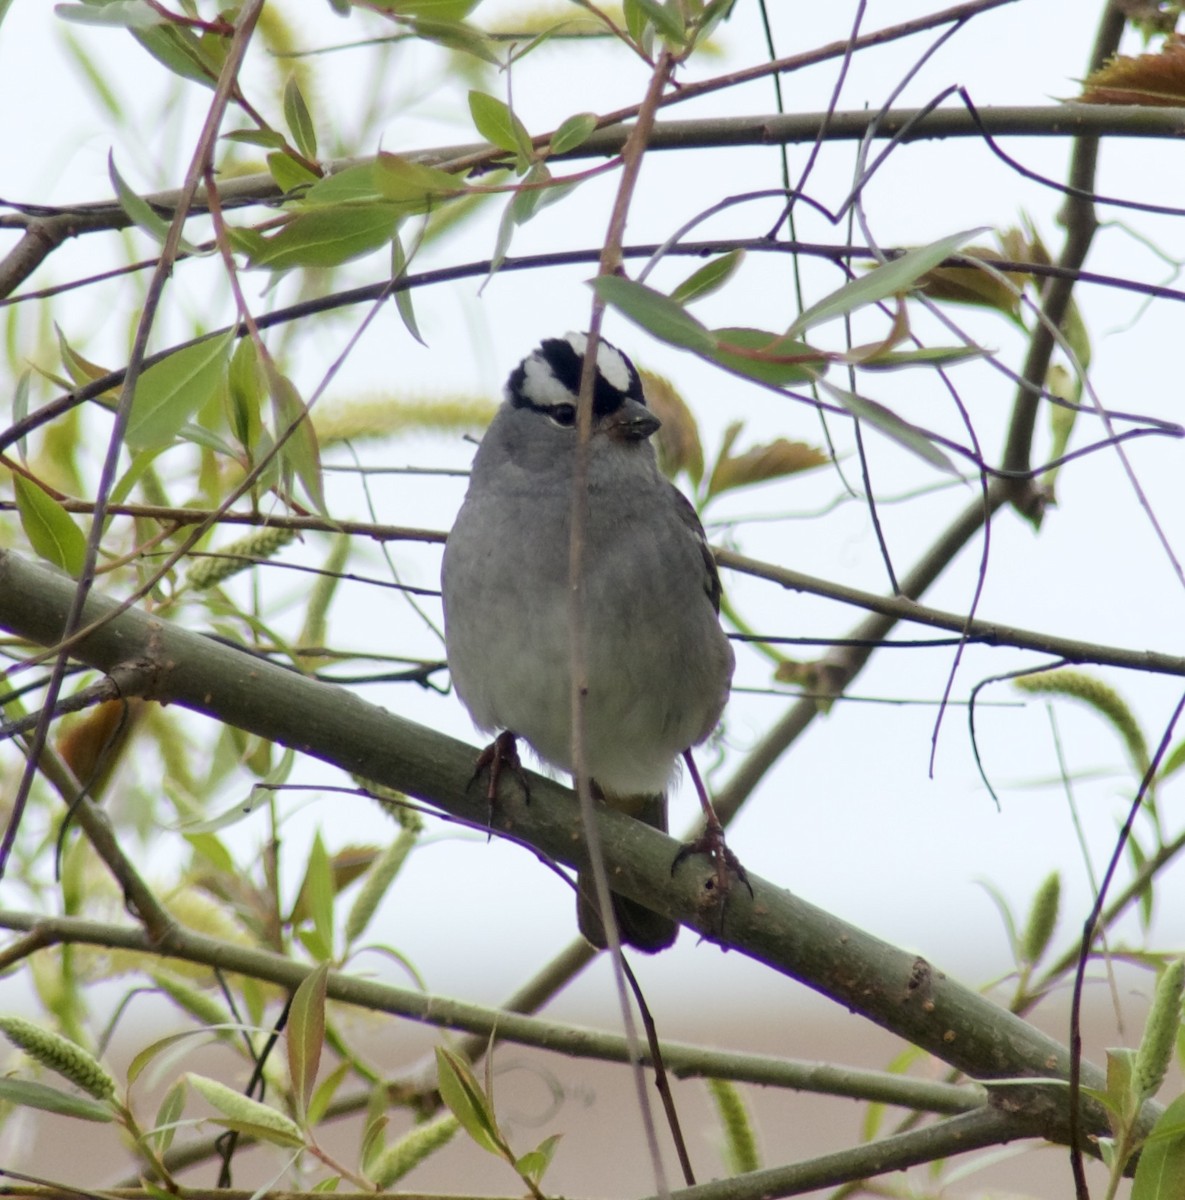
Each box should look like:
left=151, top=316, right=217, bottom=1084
left=549, top=404, right=577, bottom=427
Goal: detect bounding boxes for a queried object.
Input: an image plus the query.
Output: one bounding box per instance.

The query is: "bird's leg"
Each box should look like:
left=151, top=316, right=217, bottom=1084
left=469, top=730, right=530, bottom=830
left=673, top=749, right=751, bottom=929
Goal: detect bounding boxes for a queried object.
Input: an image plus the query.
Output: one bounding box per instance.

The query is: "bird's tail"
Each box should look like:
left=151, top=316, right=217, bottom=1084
left=576, top=791, right=678, bottom=953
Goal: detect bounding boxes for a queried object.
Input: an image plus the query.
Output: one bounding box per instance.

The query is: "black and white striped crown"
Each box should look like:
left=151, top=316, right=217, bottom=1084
left=507, top=332, right=646, bottom=420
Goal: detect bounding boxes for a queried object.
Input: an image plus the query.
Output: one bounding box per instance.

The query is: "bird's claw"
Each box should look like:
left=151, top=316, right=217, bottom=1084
left=672, top=820, right=751, bottom=931
left=468, top=731, right=530, bottom=831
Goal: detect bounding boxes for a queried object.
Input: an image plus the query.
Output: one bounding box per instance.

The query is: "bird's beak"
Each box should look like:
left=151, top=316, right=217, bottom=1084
left=606, top=397, right=661, bottom=442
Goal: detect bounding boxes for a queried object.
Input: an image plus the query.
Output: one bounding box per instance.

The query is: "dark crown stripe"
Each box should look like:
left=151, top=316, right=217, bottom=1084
left=510, top=336, right=646, bottom=419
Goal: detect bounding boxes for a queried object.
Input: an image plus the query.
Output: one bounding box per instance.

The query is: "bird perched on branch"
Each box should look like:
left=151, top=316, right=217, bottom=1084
left=441, top=332, right=736, bottom=952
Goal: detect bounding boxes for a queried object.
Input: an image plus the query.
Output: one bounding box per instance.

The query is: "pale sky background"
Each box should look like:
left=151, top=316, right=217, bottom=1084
left=1, top=0, right=1183, bottom=1033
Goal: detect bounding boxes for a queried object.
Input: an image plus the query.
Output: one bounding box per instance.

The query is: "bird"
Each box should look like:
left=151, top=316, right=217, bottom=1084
left=440, top=331, right=735, bottom=952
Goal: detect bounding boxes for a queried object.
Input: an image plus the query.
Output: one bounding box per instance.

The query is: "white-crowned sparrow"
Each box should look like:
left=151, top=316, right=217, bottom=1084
left=441, top=332, right=735, bottom=952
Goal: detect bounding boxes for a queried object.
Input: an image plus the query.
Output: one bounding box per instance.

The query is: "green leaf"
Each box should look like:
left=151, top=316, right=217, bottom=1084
left=435, top=1047, right=501, bottom=1155
left=55, top=324, right=116, bottom=391
left=1134, top=1093, right=1185, bottom=1200
left=10, top=370, right=30, bottom=456
left=819, top=379, right=958, bottom=476
left=287, top=963, right=329, bottom=1123
left=233, top=206, right=395, bottom=271
left=671, top=249, right=744, bottom=305
left=549, top=112, right=598, bottom=155
left=1158, top=738, right=1185, bottom=782
left=0, top=1077, right=113, bottom=1123
left=295, top=833, right=336, bottom=958
left=307, top=1060, right=350, bottom=1128
left=151, top=1080, right=188, bottom=1154
left=390, top=231, right=425, bottom=346
left=125, top=331, right=234, bottom=450
left=516, top=1133, right=562, bottom=1184
left=267, top=151, right=320, bottom=195
left=591, top=276, right=716, bottom=354
left=13, top=475, right=87, bottom=577
left=222, top=128, right=288, bottom=149
left=55, top=2, right=164, bottom=29
left=108, top=152, right=172, bottom=247
left=304, top=163, right=384, bottom=206
left=227, top=336, right=264, bottom=450
left=787, top=228, right=987, bottom=337
left=709, top=326, right=823, bottom=386
left=373, top=154, right=464, bottom=205
left=283, top=75, right=318, bottom=161
left=410, top=18, right=500, bottom=65
left=131, top=22, right=226, bottom=90
left=268, top=370, right=326, bottom=514
left=628, top=0, right=686, bottom=44
left=381, top=0, right=480, bottom=17
left=468, top=91, right=533, bottom=160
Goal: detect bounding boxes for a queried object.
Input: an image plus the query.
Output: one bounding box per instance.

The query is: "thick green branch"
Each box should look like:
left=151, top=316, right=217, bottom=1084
left=0, top=546, right=1162, bottom=1151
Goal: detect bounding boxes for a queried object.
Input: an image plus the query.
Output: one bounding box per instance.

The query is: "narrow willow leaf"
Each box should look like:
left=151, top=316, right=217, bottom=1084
left=630, top=0, right=687, bottom=43
left=384, top=0, right=480, bottom=18
left=390, top=231, right=425, bottom=345
left=268, top=370, right=326, bottom=514
left=11, top=370, right=30, bottom=457
left=307, top=1060, right=350, bottom=1128
left=283, top=75, right=317, bottom=161
left=132, top=22, right=225, bottom=89
left=0, top=1077, right=114, bottom=1122
left=516, top=1133, right=562, bottom=1185
left=671, top=249, right=744, bottom=305
left=304, top=163, right=383, bottom=206
left=56, top=324, right=115, bottom=390
left=13, top=475, right=87, bottom=577
left=435, top=1047, right=501, bottom=1155
left=227, top=336, right=264, bottom=450
left=1133, top=1093, right=1185, bottom=1200
left=411, top=18, right=500, bottom=65
left=267, top=151, right=320, bottom=195
left=549, top=112, right=598, bottom=155
left=788, top=228, right=986, bottom=337
left=591, top=276, right=715, bottom=354
left=56, top=1, right=163, bottom=29
left=706, top=437, right=828, bottom=499
left=222, top=128, right=288, bottom=149
left=287, top=963, right=329, bottom=1122
left=639, top=369, right=704, bottom=486
left=151, top=1080, right=188, bottom=1154
left=236, top=207, right=395, bottom=271
left=852, top=344, right=986, bottom=370
left=373, top=154, right=464, bottom=204
left=293, top=833, right=336, bottom=959
left=125, top=331, right=234, bottom=450
left=108, top=152, right=172, bottom=246
left=710, top=326, right=823, bottom=385
left=468, top=91, right=532, bottom=160
left=819, top=379, right=958, bottom=475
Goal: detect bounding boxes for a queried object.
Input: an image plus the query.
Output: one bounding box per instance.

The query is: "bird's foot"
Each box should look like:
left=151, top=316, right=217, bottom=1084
left=672, top=816, right=752, bottom=931
left=675, top=748, right=752, bottom=934
left=468, top=731, right=530, bottom=831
